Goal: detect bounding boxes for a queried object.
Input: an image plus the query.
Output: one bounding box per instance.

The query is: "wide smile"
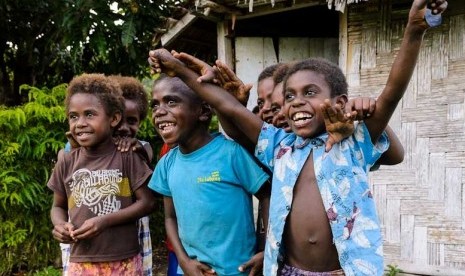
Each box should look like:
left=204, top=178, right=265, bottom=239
left=157, top=122, right=176, bottom=135
left=291, top=112, right=314, bottom=127
left=75, top=131, right=93, bottom=139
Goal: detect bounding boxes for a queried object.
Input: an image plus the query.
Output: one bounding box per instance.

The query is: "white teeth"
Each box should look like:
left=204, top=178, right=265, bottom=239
left=158, top=122, right=175, bottom=133
left=158, top=122, right=174, bottom=130
left=292, top=112, right=313, bottom=121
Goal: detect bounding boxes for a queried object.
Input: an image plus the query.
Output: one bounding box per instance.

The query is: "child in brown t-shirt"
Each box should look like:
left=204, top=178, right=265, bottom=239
left=48, top=73, right=154, bottom=274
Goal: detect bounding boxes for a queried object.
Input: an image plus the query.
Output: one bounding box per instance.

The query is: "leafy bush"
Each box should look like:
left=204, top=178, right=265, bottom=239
left=0, top=84, right=68, bottom=274
left=0, top=81, right=220, bottom=274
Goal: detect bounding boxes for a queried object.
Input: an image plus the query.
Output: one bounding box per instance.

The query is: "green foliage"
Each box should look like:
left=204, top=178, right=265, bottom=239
left=1, top=0, right=183, bottom=106
left=30, top=266, right=61, bottom=276
left=385, top=264, right=403, bottom=276
left=0, top=84, right=68, bottom=274
left=0, top=81, right=169, bottom=274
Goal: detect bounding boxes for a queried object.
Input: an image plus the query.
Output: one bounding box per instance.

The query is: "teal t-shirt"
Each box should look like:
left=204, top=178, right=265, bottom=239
left=149, top=133, right=269, bottom=276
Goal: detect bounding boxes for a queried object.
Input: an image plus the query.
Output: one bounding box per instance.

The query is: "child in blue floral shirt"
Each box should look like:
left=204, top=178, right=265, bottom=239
left=148, top=0, right=447, bottom=274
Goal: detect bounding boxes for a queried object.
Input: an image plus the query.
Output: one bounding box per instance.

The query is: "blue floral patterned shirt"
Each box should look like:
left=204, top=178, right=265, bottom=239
left=255, top=122, right=389, bottom=276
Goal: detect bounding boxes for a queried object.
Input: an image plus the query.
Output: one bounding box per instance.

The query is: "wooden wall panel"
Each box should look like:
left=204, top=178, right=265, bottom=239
left=348, top=0, right=465, bottom=274
left=235, top=37, right=277, bottom=111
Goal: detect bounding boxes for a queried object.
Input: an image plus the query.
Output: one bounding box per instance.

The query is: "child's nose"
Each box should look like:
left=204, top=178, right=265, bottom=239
left=291, top=95, right=305, bottom=107
left=76, top=117, right=87, bottom=127
left=153, top=106, right=168, bottom=117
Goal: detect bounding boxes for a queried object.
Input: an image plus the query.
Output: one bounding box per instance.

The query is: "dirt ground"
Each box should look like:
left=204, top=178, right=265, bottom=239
left=152, top=244, right=169, bottom=275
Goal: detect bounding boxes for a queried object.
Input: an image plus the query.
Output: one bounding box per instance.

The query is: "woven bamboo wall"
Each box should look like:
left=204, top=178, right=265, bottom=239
left=347, top=0, right=465, bottom=274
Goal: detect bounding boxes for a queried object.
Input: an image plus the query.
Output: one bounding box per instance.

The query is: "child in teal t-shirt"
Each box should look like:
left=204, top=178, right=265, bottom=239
left=148, top=75, right=270, bottom=275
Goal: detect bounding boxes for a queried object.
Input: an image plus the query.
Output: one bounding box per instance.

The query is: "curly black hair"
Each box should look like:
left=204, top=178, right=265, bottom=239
left=283, top=58, right=348, bottom=97
left=65, top=73, right=124, bottom=120
left=257, top=63, right=282, bottom=83
left=109, top=75, right=149, bottom=120
left=152, top=74, right=211, bottom=127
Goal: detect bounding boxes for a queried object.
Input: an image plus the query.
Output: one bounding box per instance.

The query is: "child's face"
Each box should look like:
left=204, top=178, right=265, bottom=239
left=115, top=99, right=141, bottom=138
left=270, top=82, right=291, bottom=132
left=151, top=81, right=202, bottom=146
left=67, top=93, right=120, bottom=149
left=256, top=77, right=275, bottom=123
left=283, top=70, right=337, bottom=138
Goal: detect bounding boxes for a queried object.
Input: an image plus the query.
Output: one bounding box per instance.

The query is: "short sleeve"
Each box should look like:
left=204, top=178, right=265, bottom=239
left=232, top=142, right=270, bottom=195
left=352, top=122, right=389, bottom=167
left=148, top=154, right=172, bottom=196
left=124, top=150, right=153, bottom=192
left=47, top=149, right=67, bottom=196
left=254, top=123, right=289, bottom=171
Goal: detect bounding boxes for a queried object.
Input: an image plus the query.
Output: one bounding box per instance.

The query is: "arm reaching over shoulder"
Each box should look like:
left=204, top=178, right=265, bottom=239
left=377, top=126, right=404, bottom=165
left=344, top=97, right=405, bottom=165
left=214, top=60, right=253, bottom=107
left=169, top=53, right=256, bottom=150
left=149, top=49, right=217, bottom=83
left=149, top=49, right=263, bottom=145
left=213, top=60, right=256, bottom=151
left=364, top=0, right=448, bottom=142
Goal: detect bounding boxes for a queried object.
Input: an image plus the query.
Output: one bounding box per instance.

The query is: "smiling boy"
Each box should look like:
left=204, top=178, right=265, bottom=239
left=148, top=75, right=270, bottom=276
left=147, top=0, right=447, bottom=274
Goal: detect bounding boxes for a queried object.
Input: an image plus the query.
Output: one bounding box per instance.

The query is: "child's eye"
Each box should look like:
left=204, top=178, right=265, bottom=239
left=271, top=105, right=281, bottom=114
left=85, top=112, right=94, bottom=118
left=150, top=101, right=160, bottom=111
left=257, top=100, right=264, bottom=109
left=167, top=100, right=176, bottom=106
left=305, top=89, right=317, bottom=96
left=68, top=114, right=77, bottom=120
left=284, top=92, right=295, bottom=101
left=127, top=117, right=138, bottom=125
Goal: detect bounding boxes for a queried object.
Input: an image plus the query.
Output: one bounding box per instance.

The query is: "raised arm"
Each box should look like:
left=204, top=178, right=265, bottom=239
left=149, top=49, right=263, bottom=145
left=365, top=0, right=447, bottom=142
left=343, top=97, right=404, bottom=165
left=212, top=60, right=256, bottom=151
left=377, top=125, right=404, bottom=165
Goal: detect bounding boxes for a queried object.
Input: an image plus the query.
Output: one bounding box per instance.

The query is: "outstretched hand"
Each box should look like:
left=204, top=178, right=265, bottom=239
left=173, top=51, right=217, bottom=83
left=148, top=49, right=185, bottom=77
left=238, top=251, right=264, bottom=276
left=321, top=99, right=356, bottom=152
left=215, top=60, right=253, bottom=106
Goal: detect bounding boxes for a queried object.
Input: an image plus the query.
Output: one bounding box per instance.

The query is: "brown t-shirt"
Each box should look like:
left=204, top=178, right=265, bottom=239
left=48, top=143, right=153, bottom=262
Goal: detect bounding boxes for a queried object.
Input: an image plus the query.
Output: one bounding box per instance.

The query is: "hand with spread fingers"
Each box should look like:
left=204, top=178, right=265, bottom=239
left=214, top=60, right=253, bottom=107
left=172, top=51, right=218, bottom=84
left=321, top=99, right=357, bottom=152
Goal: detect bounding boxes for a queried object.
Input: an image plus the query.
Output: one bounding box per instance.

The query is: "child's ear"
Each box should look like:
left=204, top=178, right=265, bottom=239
left=199, top=102, right=212, bottom=122
left=111, top=111, right=122, bottom=128
left=334, top=94, right=348, bottom=109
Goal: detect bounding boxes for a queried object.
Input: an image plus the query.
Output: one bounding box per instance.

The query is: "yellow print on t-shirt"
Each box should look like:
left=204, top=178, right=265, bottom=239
left=70, top=168, right=123, bottom=216
left=197, top=171, right=221, bottom=183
